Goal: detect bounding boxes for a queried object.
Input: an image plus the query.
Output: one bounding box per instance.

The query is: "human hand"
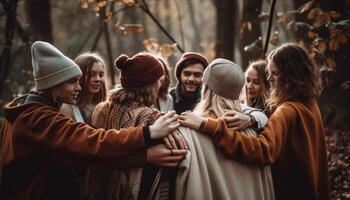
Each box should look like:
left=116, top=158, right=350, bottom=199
left=147, top=144, right=187, bottom=167
left=179, top=111, right=205, bottom=131
left=223, top=110, right=251, bottom=131
left=150, top=111, right=180, bottom=139
left=163, top=130, right=188, bottom=150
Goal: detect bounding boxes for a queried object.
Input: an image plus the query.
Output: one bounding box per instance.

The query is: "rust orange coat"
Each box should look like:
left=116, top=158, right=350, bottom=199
left=200, top=100, right=330, bottom=200
left=1, top=96, right=147, bottom=199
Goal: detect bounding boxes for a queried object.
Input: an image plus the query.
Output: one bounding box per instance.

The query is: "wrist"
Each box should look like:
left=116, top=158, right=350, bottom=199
left=247, top=113, right=258, bottom=130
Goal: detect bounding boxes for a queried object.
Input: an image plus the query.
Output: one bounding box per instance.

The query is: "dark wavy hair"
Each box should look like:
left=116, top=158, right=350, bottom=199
left=266, top=43, right=322, bottom=111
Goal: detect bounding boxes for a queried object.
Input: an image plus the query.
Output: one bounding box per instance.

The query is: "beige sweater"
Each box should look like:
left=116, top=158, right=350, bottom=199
left=176, top=126, right=275, bottom=200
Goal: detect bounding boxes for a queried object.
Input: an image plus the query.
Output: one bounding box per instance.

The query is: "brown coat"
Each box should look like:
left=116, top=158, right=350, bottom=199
left=200, top=100, right=330, bottom=200
left=0, top=95, right=147, bottom=200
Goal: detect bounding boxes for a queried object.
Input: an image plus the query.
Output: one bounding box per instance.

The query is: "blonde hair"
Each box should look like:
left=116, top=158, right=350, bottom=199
left=194, top=85, right=256, bottom=136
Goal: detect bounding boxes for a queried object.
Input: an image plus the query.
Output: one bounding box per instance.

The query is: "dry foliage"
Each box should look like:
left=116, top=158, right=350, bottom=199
left=325, top=129, right=350, bottom=199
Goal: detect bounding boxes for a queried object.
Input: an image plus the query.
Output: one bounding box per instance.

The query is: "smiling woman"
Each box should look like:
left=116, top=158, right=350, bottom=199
left=242, top=60, right=270, bottom=114
left=60, top=52, right=107, bottom=122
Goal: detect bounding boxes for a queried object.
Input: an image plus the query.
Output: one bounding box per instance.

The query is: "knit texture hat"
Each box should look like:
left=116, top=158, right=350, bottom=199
left=175, top=52, right=208, bottom=81
left=203, top=58, right=245, bottom=100
left=31, top=41, right=82, bottom=91
left=115, top=53, right=164, bottom=88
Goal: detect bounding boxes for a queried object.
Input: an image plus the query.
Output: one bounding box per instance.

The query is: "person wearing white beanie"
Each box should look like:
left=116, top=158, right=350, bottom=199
left=175, top=58, right=274, bottom=200
left=0, top=41, right=186, bottom=199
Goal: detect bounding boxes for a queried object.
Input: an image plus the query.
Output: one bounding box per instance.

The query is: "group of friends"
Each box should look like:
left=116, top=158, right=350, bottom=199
left=0, top=41, right=330, bottom=200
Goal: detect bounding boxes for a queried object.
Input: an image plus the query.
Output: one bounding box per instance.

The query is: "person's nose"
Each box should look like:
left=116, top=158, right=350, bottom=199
left=76, top=84, right=82, bottom=92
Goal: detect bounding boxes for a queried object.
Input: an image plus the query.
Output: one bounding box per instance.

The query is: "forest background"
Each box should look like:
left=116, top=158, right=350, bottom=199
left=0, top=0, right=349, bottom=198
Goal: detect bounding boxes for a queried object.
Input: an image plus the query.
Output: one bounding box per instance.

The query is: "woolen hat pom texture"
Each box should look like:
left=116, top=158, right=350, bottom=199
left=31, top=41, right=82, bottom=91
left=203, top=58, right=245, bottom=100
left=115, top=53, right=164, bottom=88
left=175, top=52, right=208, bottom=81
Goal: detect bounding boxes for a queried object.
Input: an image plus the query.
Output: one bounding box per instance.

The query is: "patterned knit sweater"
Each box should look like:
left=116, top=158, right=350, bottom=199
left=85, top=101, right=161, bottom=200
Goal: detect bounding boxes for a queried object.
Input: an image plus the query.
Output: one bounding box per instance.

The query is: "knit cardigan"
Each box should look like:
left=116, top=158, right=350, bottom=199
left=85, top=101, right=161, bottom=200
left=199, top=100, right=330, bottom=200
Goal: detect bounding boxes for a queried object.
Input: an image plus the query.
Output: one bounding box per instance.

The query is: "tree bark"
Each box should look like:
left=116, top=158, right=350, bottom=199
left=25, top=0, right=53, bottom=42
left=213, top=0, right=239, bottom=60
left=240, top=0, right=263, bottom=69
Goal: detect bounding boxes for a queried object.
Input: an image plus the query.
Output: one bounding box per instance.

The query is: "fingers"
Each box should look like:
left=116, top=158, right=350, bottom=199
left=167, top=134, right=178, bottom=149
left=163, top=137, right=172, bottom=149
left=162, top=110, right=176, bottom=119
left=223, top=110, right=238, bottom=117
left=173, top=131, right=188, bottom=150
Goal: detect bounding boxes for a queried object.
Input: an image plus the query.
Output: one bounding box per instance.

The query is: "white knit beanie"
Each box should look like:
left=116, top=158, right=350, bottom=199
left=31, top=41, right=82, bottom=91
left=203, top=58, right=245, bottom=100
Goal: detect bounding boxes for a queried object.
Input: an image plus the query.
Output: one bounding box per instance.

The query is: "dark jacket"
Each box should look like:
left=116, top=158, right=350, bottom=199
left=169, top=85, right=201, bottom=114
left=0, top=94, right=148, bottom=200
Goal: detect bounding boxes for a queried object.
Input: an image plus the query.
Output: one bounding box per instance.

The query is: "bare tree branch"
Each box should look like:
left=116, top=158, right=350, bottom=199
left=263, top=0, right=277, bottom=58
left=139, top=0, right=184, bottom=53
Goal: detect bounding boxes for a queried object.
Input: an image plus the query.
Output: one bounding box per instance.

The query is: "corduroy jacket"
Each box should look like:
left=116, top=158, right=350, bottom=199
left=199, top=100, right=330, bottom=200
left=0, top=94, right=147, bottom=200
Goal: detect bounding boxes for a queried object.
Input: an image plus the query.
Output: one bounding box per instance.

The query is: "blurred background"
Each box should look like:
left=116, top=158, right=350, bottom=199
left=0, top=0, right=349, bottom=198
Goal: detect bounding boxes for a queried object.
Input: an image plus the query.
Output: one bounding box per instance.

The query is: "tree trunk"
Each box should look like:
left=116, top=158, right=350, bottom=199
left=25, top=0, right=53, bottom=42
left=240, top=0, right=263, bottom=69
left=186, top=0, right=201, bottom=51
left=213, top=0, right=239, bottom=60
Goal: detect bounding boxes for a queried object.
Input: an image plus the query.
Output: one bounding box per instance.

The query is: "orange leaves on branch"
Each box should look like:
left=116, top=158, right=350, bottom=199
left=116, top=0, right=137, bottom=6
left=314, top=37, right=327, bottom=53
left=329, top=30, right=347, bottom=51
left=104, top=11, right=112, bottom=22
left=240, top=21, right=253, bottom=35
left=143, top=38, right=159, bottom=51
left=270, top=31, right=279, bottom=45
left=80, top=0, right=89, bottom=9
left=120, top=24, right=144, bottom=36
left=326, top=57, right=336, bottom=70
left=308, top=31, right=318, bottom=40
left=97, top=1, right=107, bottom=8
left=142, top=38, right=176, bottom=58
left=298, top=1, right=315, bottom=13
left=160, top=44, right=177, bottom=58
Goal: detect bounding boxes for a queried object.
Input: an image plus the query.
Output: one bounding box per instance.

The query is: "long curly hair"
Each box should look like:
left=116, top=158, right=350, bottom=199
left=266, top=43, right=322, bottom=111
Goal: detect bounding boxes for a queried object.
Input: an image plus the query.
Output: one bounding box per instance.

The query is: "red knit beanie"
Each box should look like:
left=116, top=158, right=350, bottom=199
left=115, top=53, right=164, bottom=88
left=175, top=52, right=208, bottom=81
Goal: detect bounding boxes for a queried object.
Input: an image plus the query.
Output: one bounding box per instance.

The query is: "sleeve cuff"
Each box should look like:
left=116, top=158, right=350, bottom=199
left=143, top=126, right=163, bottom=147
left=199, top=118, right=219, bottom=136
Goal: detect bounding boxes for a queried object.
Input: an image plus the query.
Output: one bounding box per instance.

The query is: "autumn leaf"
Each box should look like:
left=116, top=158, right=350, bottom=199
left=80, top=0, right=89, bottom=9
left=328, top=11, right=341, bottom=18
left=120, top=24, right=144, bottom=36
left=160, top=44, right=176, bottom=58
left=239, top=22, right=247, bottom=35
left=270, top=31, right=279, bottom=45
left=298, top=1, right=315, bottom=13
left=247, top=21, right=252, bottom=31
left=314, top=37, right=327, bottom=53
left=308, top=31, right=318, bottom=39
left=97, top=0, right=107, bottom=8
left=326, top=57, right=336, bottom=69
left=308, top=7, right=324, bottom=24
left=143, top=38, right=159, bottom=51
left=104, top=11, right=112, bottom=22
left=122, top=0, right=137, bottom=6
left=329, top=31, right=348, bottom=51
